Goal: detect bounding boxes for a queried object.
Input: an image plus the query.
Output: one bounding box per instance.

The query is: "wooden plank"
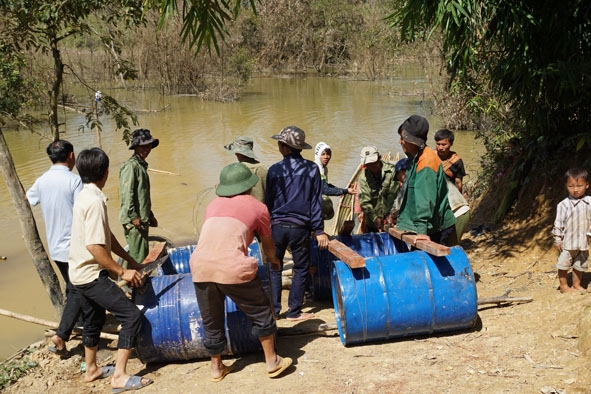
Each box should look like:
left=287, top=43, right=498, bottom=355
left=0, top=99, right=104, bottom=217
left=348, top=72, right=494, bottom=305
left=328, top=239, right=366, bottom=269
left=142, top=241, right=167, bottom=264
left=388, top=227, right=450, bottom=257
left=117, top=242, right=168, bottom=288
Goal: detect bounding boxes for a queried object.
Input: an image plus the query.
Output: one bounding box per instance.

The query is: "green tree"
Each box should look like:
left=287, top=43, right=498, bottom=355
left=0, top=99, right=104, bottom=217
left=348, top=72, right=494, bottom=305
left=0, top=1, right=144, bottom=313
left=389, top=0, right=591, bottom=219
left=0, top=42, right=65, bottom=313
left=1, top=0, right=144, bottom=140
left=149, top=0, right=259, bottom=55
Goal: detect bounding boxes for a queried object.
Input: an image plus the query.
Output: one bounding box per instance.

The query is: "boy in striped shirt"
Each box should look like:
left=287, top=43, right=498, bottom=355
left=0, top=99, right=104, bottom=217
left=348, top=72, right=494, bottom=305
left=552, top=167, right=591, bottom=293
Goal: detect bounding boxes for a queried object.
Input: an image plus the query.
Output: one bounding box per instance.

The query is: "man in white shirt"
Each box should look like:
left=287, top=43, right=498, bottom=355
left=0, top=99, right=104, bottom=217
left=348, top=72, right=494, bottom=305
left=27, top=140, right=83, bottom=357
left=69, top=147, right=153, bottom=391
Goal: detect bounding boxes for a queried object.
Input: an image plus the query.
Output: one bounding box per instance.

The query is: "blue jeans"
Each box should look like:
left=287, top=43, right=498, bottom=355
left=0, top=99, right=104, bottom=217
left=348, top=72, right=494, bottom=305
left=270, top=224, right=311, bottom=318
left=54, top=261, right=83, bottom=341
left=75, top=270, right=142, bottom=349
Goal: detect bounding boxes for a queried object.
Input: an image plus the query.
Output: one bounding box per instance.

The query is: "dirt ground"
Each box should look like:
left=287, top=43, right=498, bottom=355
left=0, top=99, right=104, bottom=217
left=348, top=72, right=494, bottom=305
left=5, top=221, right=591, bottom=394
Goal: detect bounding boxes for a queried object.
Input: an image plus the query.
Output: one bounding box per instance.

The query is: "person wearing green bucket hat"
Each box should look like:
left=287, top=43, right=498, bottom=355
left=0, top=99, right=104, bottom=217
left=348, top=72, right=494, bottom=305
left=215, top=161, right=260, bottom=197
left=223, top=136, right=268, bottom=202
left=190, top=162, right=293, bottom=381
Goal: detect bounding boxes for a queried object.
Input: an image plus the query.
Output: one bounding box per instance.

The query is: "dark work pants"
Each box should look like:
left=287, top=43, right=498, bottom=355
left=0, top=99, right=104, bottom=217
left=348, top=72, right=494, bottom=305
left=75, top=270, right=142, bottom=349
left=270, top=224, right=311, bottom=319
left=429, top=225, right=457, bottom=247
left=194, top=279, right=276, bottom=356
left=54, top=261, right=82, bottom=341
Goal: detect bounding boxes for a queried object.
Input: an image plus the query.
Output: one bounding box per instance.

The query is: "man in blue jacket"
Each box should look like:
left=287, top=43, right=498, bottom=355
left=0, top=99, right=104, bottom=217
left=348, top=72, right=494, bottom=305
left=265, top=126, right=329, bottom=321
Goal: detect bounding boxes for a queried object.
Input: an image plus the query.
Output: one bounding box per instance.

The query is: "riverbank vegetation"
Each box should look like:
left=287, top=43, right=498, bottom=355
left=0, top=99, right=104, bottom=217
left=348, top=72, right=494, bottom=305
left=2, top=0, right=591, bottom=345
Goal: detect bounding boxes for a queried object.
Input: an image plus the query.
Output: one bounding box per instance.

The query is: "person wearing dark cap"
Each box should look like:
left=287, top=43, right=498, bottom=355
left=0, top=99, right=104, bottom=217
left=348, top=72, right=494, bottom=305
left=190, top=162, right=292, bottom=381
left=265, top=126, right=328, bottom=321
left=357, top=146, right=400, bottom=233
left=224, top=136, right=267, bottom=202
left=119, top=128, right=159, bottom=263
left=396, top=115, right=456, bottom=246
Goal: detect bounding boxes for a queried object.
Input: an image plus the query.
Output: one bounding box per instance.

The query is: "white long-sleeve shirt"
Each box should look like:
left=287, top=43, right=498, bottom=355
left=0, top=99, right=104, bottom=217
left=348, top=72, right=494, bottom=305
left=552, top=195, right=591, bottom=250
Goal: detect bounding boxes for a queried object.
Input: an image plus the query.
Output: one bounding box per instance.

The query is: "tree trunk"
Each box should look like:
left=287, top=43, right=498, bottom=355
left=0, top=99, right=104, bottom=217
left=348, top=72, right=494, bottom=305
left=49, top=37, right=64, bottom=140
left=0, top=128, right=64, bottom=314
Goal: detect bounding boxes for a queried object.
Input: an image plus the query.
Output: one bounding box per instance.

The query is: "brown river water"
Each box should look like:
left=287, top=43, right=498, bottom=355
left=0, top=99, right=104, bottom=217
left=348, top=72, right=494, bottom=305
left=0, top=74, right=481, bottom=360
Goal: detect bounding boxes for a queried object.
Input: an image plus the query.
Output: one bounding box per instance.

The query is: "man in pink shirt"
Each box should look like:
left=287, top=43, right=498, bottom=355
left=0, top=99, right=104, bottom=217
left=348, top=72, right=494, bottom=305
left=190, top=162, right=292, bottom=382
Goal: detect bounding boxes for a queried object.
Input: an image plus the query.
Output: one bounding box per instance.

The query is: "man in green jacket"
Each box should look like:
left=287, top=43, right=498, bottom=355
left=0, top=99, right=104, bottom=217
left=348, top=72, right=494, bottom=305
left=396, top=115, right=456, bottom=246
left=358, top=146, right=400, bottom=233
left=119, top=129, right=159, bottom=263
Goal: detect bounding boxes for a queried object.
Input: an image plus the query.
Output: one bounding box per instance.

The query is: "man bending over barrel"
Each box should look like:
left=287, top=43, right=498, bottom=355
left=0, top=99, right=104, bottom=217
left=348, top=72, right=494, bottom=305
left=189, top=162, right=292, bottom=381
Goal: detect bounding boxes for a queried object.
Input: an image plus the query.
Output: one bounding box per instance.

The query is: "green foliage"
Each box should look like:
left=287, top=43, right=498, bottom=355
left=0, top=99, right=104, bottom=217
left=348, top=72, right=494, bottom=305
left=389, top=0, right=591, bottom=220
left=390, top=0, right=591, bottom=140
left=83, top=95, right=139, bottom=144
left=227, top=47, right=255, bottom=82
left=0, top=42, right=27, bottom=118
left=0, top=349, right=37, bottom=391
left=1, top=0, right=147, bottom=139
left=149, top=0, right=260, bottom=55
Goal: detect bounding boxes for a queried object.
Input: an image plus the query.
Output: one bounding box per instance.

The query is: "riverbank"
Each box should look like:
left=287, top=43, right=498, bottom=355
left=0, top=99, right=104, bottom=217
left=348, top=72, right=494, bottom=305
left=3, top=220, right=591, bottom=394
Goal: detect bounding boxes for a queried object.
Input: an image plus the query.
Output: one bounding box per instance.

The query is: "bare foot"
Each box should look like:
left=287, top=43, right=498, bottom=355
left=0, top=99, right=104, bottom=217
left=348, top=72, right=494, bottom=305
left=560, top=286, right=578, bottom=293
left=573, top=285, right=586, bottom=291
left=84, top=365, right=115, bottom=382
left=50, top=335, right=66, bottom=351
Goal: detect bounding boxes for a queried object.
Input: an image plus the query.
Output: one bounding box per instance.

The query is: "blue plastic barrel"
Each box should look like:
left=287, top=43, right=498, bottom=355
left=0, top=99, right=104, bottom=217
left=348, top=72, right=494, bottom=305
left=330, top=246, right=478, bottom=346
left=310, top=232, right=401, bottom=300
left=159, top=239, right=263, bottom=276
left=133, top=274, right=263, bottom=363
left=158, top=245, right=196, bottom=275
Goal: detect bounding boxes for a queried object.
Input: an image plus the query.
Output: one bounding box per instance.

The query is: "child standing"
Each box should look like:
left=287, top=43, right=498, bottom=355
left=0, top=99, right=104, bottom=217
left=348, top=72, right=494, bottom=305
left=552, top=167, right=591, bottom=293
left=434, top=128, right=466, bottom=193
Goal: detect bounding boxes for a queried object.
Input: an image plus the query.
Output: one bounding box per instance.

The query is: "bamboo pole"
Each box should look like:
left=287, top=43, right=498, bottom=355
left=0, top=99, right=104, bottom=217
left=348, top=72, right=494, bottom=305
left=0, top=308, right=118, bottom=341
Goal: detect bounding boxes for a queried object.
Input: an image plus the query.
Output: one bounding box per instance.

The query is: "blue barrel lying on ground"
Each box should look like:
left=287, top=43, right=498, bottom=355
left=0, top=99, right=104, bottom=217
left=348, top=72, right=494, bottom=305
left=133, top=274, right=263, bottom=363
left=134, top=239, right=269, bottom=363
left=159, top=239, right=263, bottom=277
left=310, top=232, right=406, bottom=300
left=330, top=246, right=478, bottom=346
left=158, top=244, right=196, bottom=275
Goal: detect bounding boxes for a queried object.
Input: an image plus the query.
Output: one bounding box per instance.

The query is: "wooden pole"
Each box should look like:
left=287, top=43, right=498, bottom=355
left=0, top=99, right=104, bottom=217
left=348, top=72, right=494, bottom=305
left=148, top=168, right=179, bottom=176
left=0, top=308, right=118, bottom=341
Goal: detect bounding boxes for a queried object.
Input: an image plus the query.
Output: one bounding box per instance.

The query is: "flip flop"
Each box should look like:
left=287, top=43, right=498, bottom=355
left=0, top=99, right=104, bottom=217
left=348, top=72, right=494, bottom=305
left=47, top=345, right=69, bottom=358
left=267, top=357, right=292, bottom=378
left=211, top=364, right=232, bottom=382
left=286, top=312, right=315, bottom=321
left=111, top=375, right=153, bottom=393
left=99, top=365, right=115, bottom=379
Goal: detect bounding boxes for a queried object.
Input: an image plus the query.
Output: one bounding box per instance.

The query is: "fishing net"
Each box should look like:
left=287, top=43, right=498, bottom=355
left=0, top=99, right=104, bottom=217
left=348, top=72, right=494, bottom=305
left=192, top=186, right=216, bottom=239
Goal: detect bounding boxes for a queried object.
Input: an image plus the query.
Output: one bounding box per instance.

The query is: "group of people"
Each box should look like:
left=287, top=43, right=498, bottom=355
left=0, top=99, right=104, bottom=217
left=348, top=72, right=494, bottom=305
left=27, top=114, right=475, bottom=390
left=356, top=115, right=470, bottom=244
left=27, top=130, right=160, bottom=392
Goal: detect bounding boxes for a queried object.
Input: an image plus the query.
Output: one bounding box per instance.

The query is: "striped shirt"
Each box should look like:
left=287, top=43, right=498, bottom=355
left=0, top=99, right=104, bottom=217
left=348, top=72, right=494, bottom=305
left=552, top=195, right=591, bottom=250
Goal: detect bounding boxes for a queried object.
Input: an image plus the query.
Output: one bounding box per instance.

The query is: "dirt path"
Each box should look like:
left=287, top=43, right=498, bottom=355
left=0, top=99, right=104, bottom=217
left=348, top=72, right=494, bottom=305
left=4, top=228, right=591, bottom=394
